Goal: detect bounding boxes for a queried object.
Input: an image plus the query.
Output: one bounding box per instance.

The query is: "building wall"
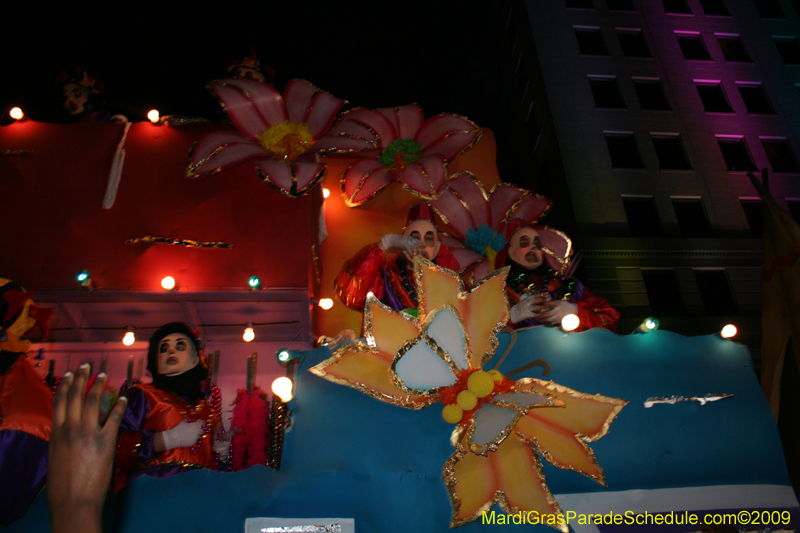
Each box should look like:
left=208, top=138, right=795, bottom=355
left=510, top=0, right=800, bottom=349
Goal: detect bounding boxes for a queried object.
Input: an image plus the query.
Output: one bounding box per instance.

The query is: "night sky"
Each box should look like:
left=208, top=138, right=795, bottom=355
left=2, top=2, right=507, bottom=133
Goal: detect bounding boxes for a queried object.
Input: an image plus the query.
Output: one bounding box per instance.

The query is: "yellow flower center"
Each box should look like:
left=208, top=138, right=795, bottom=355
left=256, top=121, right=313, bottom=161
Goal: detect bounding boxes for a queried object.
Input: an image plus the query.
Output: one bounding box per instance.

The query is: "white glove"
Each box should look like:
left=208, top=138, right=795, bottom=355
left=540, top=300, right=579, bottom=325
left=510, top=296, right=545, bottom=324
left=161, top=419, right=205, bottom=450
left=380, top=234, right=424, bottom=255
left=212, top=424, right=232, bottom=460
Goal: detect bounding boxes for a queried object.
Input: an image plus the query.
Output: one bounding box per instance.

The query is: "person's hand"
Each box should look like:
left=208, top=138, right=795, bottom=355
left=540, top=300, right=579, bottom=325
left=48, top=364, right=128, bottom=533
left=509, top=294, right=547, bottom=324
left=379, top=234, right=424, bottom=255
left=211, top=422, right=233, bottom=460
left=160, top=419, right=206, bottom=451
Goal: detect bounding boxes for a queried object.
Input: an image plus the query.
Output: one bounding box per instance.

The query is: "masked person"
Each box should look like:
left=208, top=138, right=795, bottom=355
left=113, top=322, right=230, bottom=492
left=55, top=67, right=127, bottom=123
left=0, top=279, right=54, bottom=525
left=496, top=219, right=620, bottom=331
left=336, top=202, right=460, bottom=314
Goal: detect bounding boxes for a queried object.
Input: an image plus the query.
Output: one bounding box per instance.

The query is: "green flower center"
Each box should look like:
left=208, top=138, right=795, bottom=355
left=379, top=138, right=422, bottom=171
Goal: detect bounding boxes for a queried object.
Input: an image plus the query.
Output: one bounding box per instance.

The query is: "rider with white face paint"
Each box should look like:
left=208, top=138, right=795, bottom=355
left=497, top=219, right=620, bottom=332
left=336, top=202, right=460, bottom=314
left=112, top=322, right=230, bottom=492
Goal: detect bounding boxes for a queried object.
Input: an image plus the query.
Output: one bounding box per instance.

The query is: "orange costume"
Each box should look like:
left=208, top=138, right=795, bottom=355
left=113, top=383, right=218, bottom=492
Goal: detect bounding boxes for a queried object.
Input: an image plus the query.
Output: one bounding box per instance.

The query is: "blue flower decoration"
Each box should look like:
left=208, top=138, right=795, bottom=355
left=465, top=224, right=505, bottom=257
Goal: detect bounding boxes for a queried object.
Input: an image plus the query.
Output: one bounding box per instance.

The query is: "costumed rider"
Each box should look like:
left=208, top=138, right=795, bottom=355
left=113, top=322, right=231, bottom=492
left=55, top=66, right=127, bottom=123
left=496, top=219, right=620, bottom=331
left=336, top=202, right=460, bottom=314
left=0, top=279, right=54, bottom=525
left=227, top=51, right=275, bottom=85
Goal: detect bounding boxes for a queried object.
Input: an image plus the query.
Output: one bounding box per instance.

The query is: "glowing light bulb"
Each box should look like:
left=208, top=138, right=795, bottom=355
left=322, top=188, right=330, bottom=199
left=147, top=109, right=160, bottom=123
left=243, top=321, right=255, bottom=342
left=247, top=276, right=261, bottom=290
left=161, top=276, right=176, bottom=290
left=123, top=330, right=135, bottom=346
left=277, top=349, right=291, bottom=363
left=721, top=324, right=737, bottom=338
left=272, top=377, right=293, bottom=402
left=319, top=298, right=334, bottom=310
left=9, top=107, right=24, bottom=120
left=561, top=313, right=580, bottom=332
left=76, top=270, right=90, bottom=285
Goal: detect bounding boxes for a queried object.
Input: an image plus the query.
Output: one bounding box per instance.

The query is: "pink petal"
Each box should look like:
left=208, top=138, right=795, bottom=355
left=341, top=158, right=394, bottom=207
left=449, top=248, right=485, bottom=274
left=490, top=184, right=552, bottom=230
left=433, top=172, right=491, bottom=239
left=336, top=108, right=397, bottom=148
left=471, top=261, right=492, bottom=281
left=254, top=160, right=326, bottom=197
left=283, top=80, right=346, bottom=139
left=283, top=79, right=317, bottom=124
left=311, top=120, right=378, bottom=154
left=209, top=78, right=286, bottom=139
left=395, top=154, right=447, bottom=200
left=305, top=89, right=347, bottom=139
left=187, top=131, right=266, bottom=178
left=439, top=234, right=464, bottom=249
left=416, top=114, right=482, bottom=160
left=535, top=225, right=573, bottom=273
left=378, top=104, right=424, bottom=141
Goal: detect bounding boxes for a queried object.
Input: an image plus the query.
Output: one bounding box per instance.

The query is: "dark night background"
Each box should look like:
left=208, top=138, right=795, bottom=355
left=1, top=2, right=509, bottom=145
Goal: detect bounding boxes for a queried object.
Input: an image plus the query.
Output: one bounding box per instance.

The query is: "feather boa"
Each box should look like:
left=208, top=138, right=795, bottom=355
left=230, top=387, right=270, bottom=471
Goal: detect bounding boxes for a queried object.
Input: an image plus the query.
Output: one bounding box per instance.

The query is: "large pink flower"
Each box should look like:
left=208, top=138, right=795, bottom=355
left=332, top=104, right=482, bottom=206
left=187, top=78, right=366, bottom=197
left=432, top=173, right=571, bottom=280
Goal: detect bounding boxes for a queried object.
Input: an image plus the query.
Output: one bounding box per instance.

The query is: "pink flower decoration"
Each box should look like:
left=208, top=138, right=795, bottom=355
left=332, top=104, right=482, bottom=206
left=187, top=78, right=367, bottom=197
left=432, top=173, right=569, bottom=279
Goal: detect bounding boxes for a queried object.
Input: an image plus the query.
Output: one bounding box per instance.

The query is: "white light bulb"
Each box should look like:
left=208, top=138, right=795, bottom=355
left=161, top=276, right=175, bottom=290
left=561, top=314, right=580, bottom=332
left=318, top=298, right=333, bottom=310
left=243, top=327, right=255, bottom=342
left=122, top=331, right=135, bottom=346
left=322, top=188, right=330, bottom=199
left=721, top=324, right=737, bottom=338
left=272, top=377, right=293, bottom=402
left=9, top=107, right=24, bottom=120
left=147, top=109, right=160, bottom=123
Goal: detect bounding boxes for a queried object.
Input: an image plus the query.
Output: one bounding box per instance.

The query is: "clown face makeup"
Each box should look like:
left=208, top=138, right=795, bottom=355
left=508, top=227, right=544, bottom=270
left=157, top=333, right=199, bottom=376
left=62, top=82, right=89, bottom=115
left=403, top=219, right=441, bottom=262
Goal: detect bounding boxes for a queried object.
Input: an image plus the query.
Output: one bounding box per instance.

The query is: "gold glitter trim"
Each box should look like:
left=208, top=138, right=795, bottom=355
left=443, top=432, right=567, bottom=531
left=258, top=163, right=326, bottom=199
left=126, top=236, right=233, bottom=249
left=311, top=243, right=321, bottom=285
left=390, top=304, right=471, bottom=396
left=399, top=159, right=444, bottom=201
left=186, top=140, right=228, bottom=179
left=341, top=162, right=394, bottom=207
left=487, top=183, right=553, bottom=225
left=539, top=226, right=573, bottom=275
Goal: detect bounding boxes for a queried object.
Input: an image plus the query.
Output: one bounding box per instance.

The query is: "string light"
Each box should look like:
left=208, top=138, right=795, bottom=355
left=634, top=317, right=659, bottom=334
left=272, top=377, right=293, bottom=402
left=247, top=276, right=261, bottom=290
left=147, top=109, right=160, bottom=123
left=318, top=298, right=334, bottom=310
left=243, top=321, right=255, bottom=342
left=122, top=326, right=135, bottom=346
left=75, top=270, right=93, bottom=289
left=561, top=314, right=579, bottom=331
left=276, top=349, right=301, bottom=363
left=161, top=276, right=176, bottom=290
left=720, top=324, right=737, bottom=338
left=322, top=188, right=330, bottom=199
left=9, top=107, right=24, bottom=120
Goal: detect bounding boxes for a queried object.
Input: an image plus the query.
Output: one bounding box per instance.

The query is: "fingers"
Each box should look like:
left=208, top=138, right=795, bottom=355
left=102, top=396, right=127, bottom=438
left=82, top=372, right=106, bottom=430
left=52, top=371, right=74, bottom=428
left=66, top=364, right=89, bottom=426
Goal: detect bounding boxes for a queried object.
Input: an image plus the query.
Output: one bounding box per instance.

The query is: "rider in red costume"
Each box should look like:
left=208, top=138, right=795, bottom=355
left=336, top=202, right=460, bottom=313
